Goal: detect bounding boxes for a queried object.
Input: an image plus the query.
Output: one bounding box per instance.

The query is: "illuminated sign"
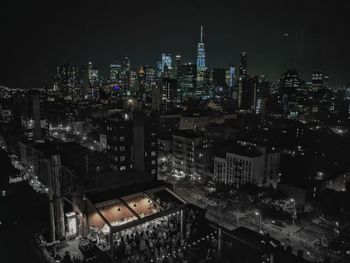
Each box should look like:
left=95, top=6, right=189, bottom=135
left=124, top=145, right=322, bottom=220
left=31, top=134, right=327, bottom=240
left=65, top=212, right=78, bottom=237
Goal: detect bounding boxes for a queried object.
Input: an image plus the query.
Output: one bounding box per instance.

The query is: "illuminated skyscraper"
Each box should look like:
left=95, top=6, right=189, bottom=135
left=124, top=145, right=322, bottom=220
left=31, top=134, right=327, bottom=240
left=237, top=76, right=257, bottom=111
left=156, top=59, right=162, bottom=78
left=278, top=68, right=302, bottom=113
left=120, top=56, right=131, bottom=90
left=122, top=56, right=131, bottom=71
left=144, top=66, right=155, bottom=92
left=311, top=71, right=328, bottom=91
left=239, top=52, right=248, bottom=77
left=226, top=66, right=236, bottom=89
left=110, top=56, right=131, bottom=92
left=174, top=55, right=182, bottom=79
left=180, top=63, right=196, bottom=98
left=137, top=66, right=145, bottom=97
left=255, top=75, right=269, bottom=114
left=152, top=78, right=178, bottom=112
left=278, top=68, right=301, bottom=99
left=161, top=78, right=177, bottom=111
left=129, top=69, right=137, bottom=95
left=196, top=26, right=207, bottom=87
left=110, top=63, right=122, bottom=82
left=85, top=62, right=99, bottom=99
left=54, top=63, right=79, bottom=97
left=174, top=55, right=183, bottom=105
left=88, top=61, right=99, bottom=86
left=161, top=53, right=172, bottom=72
left=21, top=92, right=48, bottom=140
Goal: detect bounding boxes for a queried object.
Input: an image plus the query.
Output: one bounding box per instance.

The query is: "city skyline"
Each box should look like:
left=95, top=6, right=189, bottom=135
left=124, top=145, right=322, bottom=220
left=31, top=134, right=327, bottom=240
left=2, top=2, right=350, bottom=262
left=2, top=0, right=350, bottom=88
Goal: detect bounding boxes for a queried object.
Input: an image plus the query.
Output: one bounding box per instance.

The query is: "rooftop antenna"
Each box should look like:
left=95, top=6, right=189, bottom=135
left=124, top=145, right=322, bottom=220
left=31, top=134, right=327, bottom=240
left=200, top=25, right=204, bottom=43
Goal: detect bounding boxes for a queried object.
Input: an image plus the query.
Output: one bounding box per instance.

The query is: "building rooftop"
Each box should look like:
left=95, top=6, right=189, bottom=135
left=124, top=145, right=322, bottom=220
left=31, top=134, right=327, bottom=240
left=84, top=179, right=186, bottom=234
left=280, top=154, right=349, bottom=189
left=182, top=108, right=210, bottom=117
left=172, top=130, right=205, bottom=139
left=32, top=141, right=60, bottom=157
left=158, top=133, right=173, bottom=141
left=84, top=179, right=167, bottom=204
left=215, top=143, right=262, bottom=159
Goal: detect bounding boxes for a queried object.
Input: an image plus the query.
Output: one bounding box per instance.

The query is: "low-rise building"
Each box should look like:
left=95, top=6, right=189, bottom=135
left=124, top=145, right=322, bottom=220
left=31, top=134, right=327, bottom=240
left=214, top=146, right=265, bottom=187
left=213, top=144, right=281, bottom=188
left=278, top=154, right=349, bottom=207
left=179, top=108, right=236, bottom=131
left=180, top=109, right=210, bottom=130
left=172, top=130, right=209, bottom=178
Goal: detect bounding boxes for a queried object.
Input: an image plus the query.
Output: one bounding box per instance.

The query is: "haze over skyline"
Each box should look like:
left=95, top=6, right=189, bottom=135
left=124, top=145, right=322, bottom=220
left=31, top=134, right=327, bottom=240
left=2, top=0, right=350, bottom=88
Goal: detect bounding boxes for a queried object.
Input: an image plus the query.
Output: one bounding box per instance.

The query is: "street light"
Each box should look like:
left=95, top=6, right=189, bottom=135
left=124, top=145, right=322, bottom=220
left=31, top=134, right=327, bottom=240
left=254, top=211, right=262, bottom=233
left=289, top=198, right=296, bottom=224
left=334, top=229, right=340, bottom=238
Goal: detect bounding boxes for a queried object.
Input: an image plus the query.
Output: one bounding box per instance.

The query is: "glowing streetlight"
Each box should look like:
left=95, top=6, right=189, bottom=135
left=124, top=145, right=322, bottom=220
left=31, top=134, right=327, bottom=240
left=289, top=198, right=295, bottom=207
left=254, top=211, right=262, bottom=232
left=289, top=198, right=296, bottom=224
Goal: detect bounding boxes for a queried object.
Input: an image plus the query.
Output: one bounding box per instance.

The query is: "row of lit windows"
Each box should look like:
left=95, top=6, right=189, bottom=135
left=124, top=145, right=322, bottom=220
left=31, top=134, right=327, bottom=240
left=107, top=145, right=126, bottom=152
left=107, top=126, right=126, bottom=131
left=110, top=164, right=127, bottom=171
left=114, top=156, right=126, bottom=162
left=112, top=136, right=125, bottom=142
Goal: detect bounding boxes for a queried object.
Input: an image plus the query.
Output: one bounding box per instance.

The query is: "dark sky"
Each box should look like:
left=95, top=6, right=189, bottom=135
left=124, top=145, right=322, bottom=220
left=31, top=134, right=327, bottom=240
left=1, top=0, right=350, bottom=88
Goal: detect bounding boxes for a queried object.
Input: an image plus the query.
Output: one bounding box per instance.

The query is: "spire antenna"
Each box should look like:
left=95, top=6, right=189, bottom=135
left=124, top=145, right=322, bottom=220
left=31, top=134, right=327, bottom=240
left=200, top=26, right=204, bottom=42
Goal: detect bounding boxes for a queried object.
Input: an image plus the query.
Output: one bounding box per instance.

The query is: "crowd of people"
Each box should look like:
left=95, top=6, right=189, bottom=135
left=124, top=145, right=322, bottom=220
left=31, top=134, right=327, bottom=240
left=111, top=206, right=217, bottom=263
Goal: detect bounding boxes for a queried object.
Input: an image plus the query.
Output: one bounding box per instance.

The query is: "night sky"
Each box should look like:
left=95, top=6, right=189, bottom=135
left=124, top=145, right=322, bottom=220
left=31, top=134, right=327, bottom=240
left=1, top=0, right=350, bottom=88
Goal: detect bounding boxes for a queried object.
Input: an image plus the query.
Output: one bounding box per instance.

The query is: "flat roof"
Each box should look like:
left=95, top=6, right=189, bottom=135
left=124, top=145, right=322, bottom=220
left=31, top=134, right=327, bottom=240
left=172, top=130, right=204, bottom=139
left=81, top=170, right=155, bottom=192
left=85, top=179, right=186, bottom=234
left=32, top=142, right=60, bottom=156
left=280, top=154, right=349, bottom=189
left=182, top=108, right=209, bottom=117
left=85, top=179, right=166, bottom=204
left=214, top=143, right=262, bottom=159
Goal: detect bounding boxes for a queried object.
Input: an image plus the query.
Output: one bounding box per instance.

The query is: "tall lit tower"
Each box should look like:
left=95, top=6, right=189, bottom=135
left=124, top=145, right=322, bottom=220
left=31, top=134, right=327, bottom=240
left=239, top=52, right=248, bottom=77
left=196, top=26, right=207, bottom=87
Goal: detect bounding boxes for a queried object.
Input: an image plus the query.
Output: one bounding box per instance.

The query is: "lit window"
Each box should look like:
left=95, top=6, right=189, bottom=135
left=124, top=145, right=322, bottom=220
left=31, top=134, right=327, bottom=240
left=120, top=156, right=125, bottom=162
left=120, top=166, right=126, bottom=171
left=151, top=151, right=156, bottom=156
